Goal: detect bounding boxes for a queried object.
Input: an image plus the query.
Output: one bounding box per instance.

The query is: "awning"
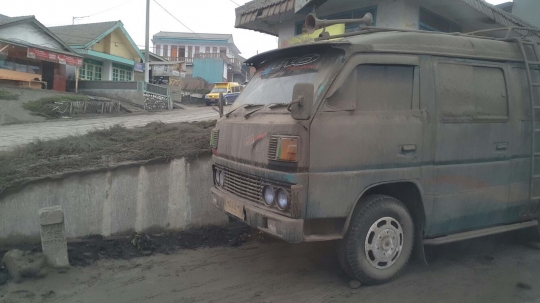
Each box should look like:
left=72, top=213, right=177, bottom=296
left=238, top=0, right=295, bottom=26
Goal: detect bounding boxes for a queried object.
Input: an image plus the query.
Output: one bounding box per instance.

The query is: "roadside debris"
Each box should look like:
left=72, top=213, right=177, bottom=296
left=1, top=250, right=47, bottom=283
left=349, top=280, right=362, bottom=289
left=67, top=222, right=253, bottom=267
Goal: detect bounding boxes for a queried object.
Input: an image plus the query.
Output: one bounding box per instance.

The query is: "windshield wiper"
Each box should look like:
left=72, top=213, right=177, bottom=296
left=225, top=104, right=263, bottom=118
left=244, top=103, right=289, bottom=119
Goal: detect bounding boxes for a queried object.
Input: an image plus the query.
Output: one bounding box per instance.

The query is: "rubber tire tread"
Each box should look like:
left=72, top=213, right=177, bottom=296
left=341, top=195, right=414, bottom=285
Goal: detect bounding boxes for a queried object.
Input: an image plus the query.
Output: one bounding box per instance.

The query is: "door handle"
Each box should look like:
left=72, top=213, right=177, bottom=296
left=401, top=144, right=417, bottom=153
left=495, top=142, right=508, bottom=151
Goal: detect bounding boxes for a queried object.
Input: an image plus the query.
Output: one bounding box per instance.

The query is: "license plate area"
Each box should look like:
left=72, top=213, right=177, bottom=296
left=224, top=199, right=244, bottom=220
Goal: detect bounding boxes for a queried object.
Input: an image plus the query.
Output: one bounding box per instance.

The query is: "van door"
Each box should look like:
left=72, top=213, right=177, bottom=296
left=308, top=54, right=424, bottom=219
left=508, top=65, right=540, bottom=221
left=428, top=59, right=512, bottom=236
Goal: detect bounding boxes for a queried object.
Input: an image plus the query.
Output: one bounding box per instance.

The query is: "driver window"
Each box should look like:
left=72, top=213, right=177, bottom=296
left=357, top=65, right=414, bottom=110
left=327, top=64, right=416, bottom=111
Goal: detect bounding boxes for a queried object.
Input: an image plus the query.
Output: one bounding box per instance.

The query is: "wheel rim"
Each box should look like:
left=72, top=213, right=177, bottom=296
left=364, top=217, right=403, bottom=269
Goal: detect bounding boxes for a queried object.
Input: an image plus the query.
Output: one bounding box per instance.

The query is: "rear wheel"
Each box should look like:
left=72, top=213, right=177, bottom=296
left=338, top=195, right=414, bottom=285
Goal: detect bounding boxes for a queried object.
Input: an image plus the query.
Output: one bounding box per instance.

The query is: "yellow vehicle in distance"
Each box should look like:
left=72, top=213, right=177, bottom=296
left=205, top=82, right=240, bottom=106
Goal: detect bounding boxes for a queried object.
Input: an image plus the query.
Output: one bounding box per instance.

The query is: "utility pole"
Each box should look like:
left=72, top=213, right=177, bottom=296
left=144, top=0, right=150, bottom=83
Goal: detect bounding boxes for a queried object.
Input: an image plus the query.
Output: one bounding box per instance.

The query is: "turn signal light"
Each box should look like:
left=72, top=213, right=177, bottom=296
left=276, top=137, right=298, bottom=162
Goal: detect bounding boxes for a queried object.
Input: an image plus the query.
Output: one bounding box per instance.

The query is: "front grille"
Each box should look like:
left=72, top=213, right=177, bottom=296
left=268, top=136, right=278, bottom=160
left=216, top=165, right=292, bottom=206
left=221, top=166, right=263, bottom=202
left=211, top=129, right=219, bottom=149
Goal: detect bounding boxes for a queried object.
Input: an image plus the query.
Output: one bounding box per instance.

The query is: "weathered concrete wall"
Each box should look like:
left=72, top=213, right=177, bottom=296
left=0, top=155, right=228, bottom=246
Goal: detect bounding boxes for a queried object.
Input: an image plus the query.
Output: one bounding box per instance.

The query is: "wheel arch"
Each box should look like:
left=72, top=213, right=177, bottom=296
left=342, top=181, right=428, bottom=264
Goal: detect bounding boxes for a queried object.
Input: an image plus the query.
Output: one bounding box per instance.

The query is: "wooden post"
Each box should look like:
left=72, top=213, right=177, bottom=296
left=75, top=67, right=79, bottom=93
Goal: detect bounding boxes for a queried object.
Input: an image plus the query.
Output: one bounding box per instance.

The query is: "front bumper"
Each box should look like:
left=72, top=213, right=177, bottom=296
left=211, top=187, right=304, bottom=243
left=205, top=98, right=219, bottom=104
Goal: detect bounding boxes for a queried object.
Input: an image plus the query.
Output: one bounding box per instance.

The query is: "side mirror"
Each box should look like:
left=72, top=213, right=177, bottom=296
left=288, top=82, right=314, bottom=120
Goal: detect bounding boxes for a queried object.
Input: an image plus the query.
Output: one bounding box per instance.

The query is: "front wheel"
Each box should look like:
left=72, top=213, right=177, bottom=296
left=338, top=195, right=414, bottom=285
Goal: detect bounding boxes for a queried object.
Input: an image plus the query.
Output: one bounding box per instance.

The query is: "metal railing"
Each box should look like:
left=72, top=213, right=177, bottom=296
left=78, top=81, right=139, bottom=90
left=144, top=82, right=169, bottom=96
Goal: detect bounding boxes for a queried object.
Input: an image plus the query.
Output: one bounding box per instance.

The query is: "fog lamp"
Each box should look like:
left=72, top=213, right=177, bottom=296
left=214, top=169, right=221, bottom=186
left=218, top=170, right=225, bottom=187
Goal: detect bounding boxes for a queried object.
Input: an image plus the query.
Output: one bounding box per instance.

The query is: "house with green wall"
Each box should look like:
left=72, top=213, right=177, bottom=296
left=49, top=21, right=143, bottom=82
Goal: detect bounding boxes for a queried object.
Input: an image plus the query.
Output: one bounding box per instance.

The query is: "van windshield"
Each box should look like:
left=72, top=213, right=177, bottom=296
left=211, top=88, right=227, bottom=93
left=230, top=48, right=344, bottom=111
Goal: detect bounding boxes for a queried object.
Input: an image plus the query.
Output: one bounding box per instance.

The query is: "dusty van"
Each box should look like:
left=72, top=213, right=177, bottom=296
left=205, top=82, right=240, bottom=106
left=209, top=17, right=540, bottom=285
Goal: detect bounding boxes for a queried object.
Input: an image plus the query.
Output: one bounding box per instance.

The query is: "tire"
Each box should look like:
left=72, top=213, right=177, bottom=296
left=338, top=195, right=414, bottom=285
left=205, top=101, right=211, bottom=106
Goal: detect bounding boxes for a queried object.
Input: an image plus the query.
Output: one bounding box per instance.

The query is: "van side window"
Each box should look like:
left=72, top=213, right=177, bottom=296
left=356, top=65, right=414, bottom=110
left=511, top=67, right=540, bottom=119
left=437, top=63, right=508, bottom=122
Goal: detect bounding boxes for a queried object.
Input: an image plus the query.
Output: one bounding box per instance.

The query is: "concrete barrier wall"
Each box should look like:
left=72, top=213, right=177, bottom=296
left=0, top=154, right=228, bottom=246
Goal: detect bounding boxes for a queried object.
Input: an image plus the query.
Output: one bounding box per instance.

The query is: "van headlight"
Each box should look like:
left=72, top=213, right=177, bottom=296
left=276, top=188, right=289, bottom=210
left=263, top=186, right=275, bottom=205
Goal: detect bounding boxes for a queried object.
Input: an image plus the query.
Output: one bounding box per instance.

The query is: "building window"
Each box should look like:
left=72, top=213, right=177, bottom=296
left=419, top=8, right=461, bottom=33
left=112, top=63, right=132, bottom=81
left=188, top=46, right=193, bottom=58
left=205, top=47, right=210, bottom=53
left=195, top=46, right=200, bottom=54
left=79, top=61, right=103, bottom=81
left=163, top=45, right=169, bottom=57
left=155, top=45, right=161, bottom=56
left=213, top=47, right=218, bottom=53
left=294, top=6, right=377, bottom=36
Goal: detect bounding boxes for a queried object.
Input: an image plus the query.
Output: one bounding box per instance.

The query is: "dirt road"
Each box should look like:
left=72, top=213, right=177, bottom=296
left=1, top=232, right=539, bottom=303
left=0, top=106, right=218, bottom=151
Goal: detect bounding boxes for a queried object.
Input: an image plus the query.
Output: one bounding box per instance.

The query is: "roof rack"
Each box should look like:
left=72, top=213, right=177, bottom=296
left=465, top=27, right=540, bottom=41
left=315, top=25, right=540, bottom=43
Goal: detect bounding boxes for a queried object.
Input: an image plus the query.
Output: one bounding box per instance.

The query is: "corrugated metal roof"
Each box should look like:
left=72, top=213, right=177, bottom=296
left=237, top=0, right=538, bottom=31
left=238, top=0, right=295, bottom=26
left=460, top=0, right=537, bottom=29
left=0, top=14, right=34, bottom=27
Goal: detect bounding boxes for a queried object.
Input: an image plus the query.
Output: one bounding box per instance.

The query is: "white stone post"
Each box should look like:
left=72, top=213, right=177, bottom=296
left=39, top=206, right=70, bottom=268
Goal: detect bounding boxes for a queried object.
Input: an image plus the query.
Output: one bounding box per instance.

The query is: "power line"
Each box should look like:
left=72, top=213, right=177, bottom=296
left=229, top=0, right=241, bottom=6
left=153, top=0, right=202, bottom=38
left=88, top=0, right=135, bottom=17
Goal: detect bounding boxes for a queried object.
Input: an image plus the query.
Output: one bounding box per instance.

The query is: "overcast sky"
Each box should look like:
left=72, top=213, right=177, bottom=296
left=3, top=0, right=510, bottom=58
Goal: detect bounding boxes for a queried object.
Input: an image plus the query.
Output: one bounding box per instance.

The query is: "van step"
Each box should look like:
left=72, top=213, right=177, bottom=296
left=423, top=221, right=538, bottom=245
left=532, top=196, right=540, bottom=200
left=533, top=83, right=540, bottom=87
left=528, top=61, right=540, bottom=65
